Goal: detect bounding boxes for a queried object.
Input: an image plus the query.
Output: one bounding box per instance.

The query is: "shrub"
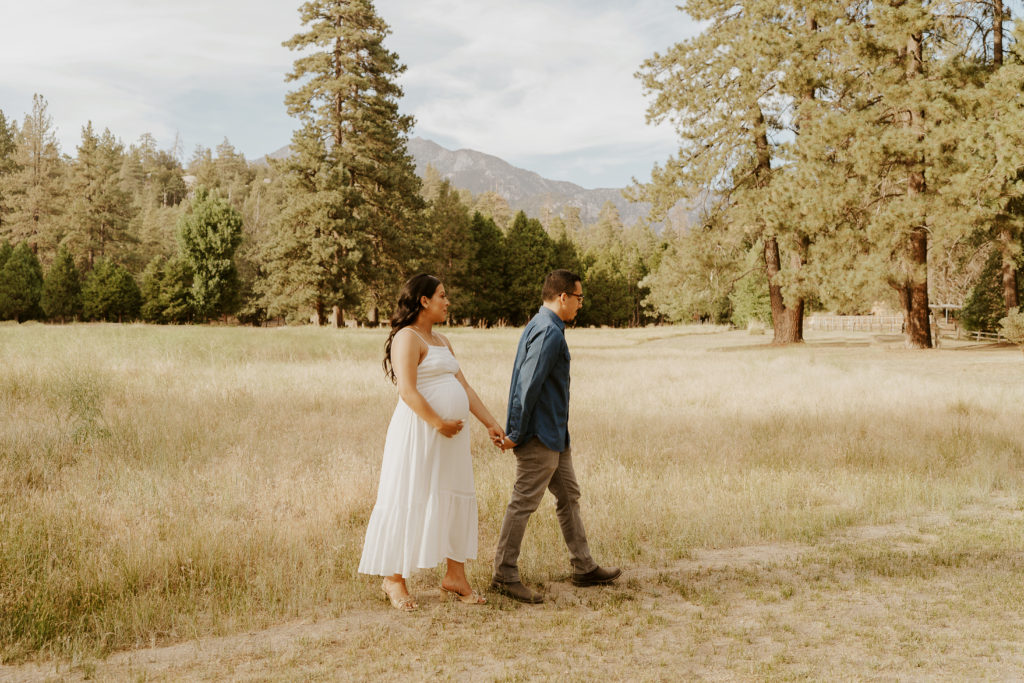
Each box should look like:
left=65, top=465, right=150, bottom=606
left=999, top=308, right=1024, bottom=347
left=729, top=270, right=772, bottom=329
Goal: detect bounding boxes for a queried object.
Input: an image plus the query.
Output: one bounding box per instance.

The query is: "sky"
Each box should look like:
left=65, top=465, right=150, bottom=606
left=0, top=0, right=702, bottom=189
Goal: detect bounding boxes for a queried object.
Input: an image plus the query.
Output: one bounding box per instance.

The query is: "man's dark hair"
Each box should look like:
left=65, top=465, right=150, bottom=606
left=542, top=269, right=581, bottom=302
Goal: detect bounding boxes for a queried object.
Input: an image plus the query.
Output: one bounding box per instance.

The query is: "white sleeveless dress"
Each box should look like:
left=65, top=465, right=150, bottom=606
left=358, top=339, right=478, bottom=578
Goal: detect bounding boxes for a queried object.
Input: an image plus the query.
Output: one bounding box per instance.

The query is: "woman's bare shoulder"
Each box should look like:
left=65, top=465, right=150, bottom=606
left=435, top=331, right=455, bottom=352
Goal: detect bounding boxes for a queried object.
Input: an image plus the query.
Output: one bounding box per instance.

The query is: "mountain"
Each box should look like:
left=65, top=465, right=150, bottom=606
left=406, top=138, right=650, bottom=227
left=259, top=138, right=665, bottom=228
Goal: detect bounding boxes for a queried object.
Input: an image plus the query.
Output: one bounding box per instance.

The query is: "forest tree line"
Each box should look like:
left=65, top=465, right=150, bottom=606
left=633, top=0, right=1024, bottom=347
left=3, top=0, right=1024, bottom=339
left=0, top=93, right=668, bottom=328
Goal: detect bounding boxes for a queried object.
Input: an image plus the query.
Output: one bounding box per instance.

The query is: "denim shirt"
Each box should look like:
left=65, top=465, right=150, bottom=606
left=506, top=306, right=571, bottom=452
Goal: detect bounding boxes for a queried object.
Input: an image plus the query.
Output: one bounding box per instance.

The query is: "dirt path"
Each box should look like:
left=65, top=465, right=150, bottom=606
left=4, top=500, right=1024, bottom=681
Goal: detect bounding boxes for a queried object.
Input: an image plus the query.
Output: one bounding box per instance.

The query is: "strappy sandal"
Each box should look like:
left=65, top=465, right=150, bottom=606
left=440, top=585, right=487, bottom=605
left=382, top=579, right=418, bottom=612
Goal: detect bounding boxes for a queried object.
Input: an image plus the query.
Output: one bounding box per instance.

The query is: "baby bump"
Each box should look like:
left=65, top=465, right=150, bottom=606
left=419, top=377, right=469, bottom=421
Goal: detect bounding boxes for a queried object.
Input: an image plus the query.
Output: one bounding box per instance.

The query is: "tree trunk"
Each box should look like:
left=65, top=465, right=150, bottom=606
left=901, top=31, right=932, bottom=349
left=994, top=0, right=1004, bottom=66
left=902, top=225, right=932, bottom=349
left=752, top=106, right=803, bottom=343
left=313, top=298, right=325, bottom=326
left=993, top=3, right=1015, bottom=313
left=1001, top=228, right=1019, bottom=313
left=764, top=236, right=804, bottom=344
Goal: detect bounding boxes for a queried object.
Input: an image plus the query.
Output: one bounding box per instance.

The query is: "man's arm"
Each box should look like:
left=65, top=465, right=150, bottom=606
left=505, top=326, right=562, bottom=446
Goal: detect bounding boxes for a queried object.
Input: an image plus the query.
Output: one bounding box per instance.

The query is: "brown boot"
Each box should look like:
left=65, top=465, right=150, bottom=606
left=490, top=578, right=543, bottom=604
left=571, top=566, right=621, bottom=587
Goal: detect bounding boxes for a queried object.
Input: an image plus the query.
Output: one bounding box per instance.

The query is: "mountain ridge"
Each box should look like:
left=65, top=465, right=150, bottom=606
left=260, top=137, right=653, bottom=227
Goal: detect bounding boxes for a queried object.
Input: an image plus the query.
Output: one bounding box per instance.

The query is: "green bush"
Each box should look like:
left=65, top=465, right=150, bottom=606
left=729, top=270, right=772, bottom=329
left=999, top=308, right=1024, bottom=346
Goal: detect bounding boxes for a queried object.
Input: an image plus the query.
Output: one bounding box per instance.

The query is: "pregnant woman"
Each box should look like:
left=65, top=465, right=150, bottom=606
left=358, top=274, right=505, bottom=611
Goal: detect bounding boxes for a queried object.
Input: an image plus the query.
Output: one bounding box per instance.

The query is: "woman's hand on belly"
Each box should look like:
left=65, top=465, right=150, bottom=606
left=437, top=418, right=464, bottom=438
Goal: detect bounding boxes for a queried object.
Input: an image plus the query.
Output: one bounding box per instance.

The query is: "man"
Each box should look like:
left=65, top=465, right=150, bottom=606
left=491, top=269, right=620, bottom=603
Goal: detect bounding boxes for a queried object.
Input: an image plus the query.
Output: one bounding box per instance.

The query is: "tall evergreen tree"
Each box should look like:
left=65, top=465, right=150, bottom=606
left=454, top=212, right=507, bottom=325
left=504, top=211, right=554, bottom=325
left=833, top=2, right=966, bottom=348
left=945, top=1, right=1024, bottom=317
left=471, top=192, right=513, bottom=233
left=40, top=246, right=82, bottom=322
left=635, top=2, right=830, bottom=343
left=177, top=190, right=243, bottom=321
left=65, top=123, right=136, bottom=267
left=1, top=95, right=65, bottom=252
left=420, top=179, right=472, bottom=298
left=0, top=110, right=17, bottom=232
left=268, top=0, right=424, bottom=325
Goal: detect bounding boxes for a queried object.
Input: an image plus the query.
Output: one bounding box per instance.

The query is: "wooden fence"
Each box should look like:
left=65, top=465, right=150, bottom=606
left=807, top=315, right=904, bottom=333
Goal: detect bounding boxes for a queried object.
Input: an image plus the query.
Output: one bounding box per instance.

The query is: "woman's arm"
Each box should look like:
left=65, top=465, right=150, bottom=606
left=393, top=330, right=463, bottom=438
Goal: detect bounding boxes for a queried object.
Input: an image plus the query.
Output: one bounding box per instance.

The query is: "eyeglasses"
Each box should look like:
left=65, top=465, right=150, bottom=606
left=567, top=293, right=584, bottom=303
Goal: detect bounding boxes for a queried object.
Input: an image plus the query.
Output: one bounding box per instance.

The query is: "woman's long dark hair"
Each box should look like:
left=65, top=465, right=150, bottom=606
left=383, top=274, right=442, bottom=384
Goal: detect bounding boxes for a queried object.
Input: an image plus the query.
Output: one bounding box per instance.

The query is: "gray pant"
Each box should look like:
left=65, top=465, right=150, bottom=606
left=493, top=438, right=598, bottom=582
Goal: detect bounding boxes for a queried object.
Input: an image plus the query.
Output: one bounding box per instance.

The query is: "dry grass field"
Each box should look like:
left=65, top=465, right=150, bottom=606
left=2, top=322, right=1024, bottom=680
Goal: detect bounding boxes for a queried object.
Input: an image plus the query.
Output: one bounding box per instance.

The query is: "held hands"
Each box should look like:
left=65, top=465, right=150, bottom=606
left=487, top=425, right=506, bottom=449
left=440, top=421, right=515, bottom=450
left=437, top=419, right=464, bottom=438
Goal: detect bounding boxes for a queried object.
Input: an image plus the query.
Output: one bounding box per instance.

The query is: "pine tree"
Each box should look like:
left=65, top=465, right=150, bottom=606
left=831, top=2, right=965, bottom=348
left=0, top=241, right=44, bottom=321
left=944, top=1, right=1024, bottom=317
left=471, top=192, right=513, bottom=232
left=421, top=179, right=471, bottom=281
left=187, top=139, right=254, bottom=210
left=504, top=211, right=554, bottom=325
left=634, top=2, right=832, bottom=343
left=82, top=259, right=142, bottom=322
left=455, top=212, right=508, bottom=326
left=642, top=218, right=741, bottom=325
left=0, top=110, right=17, bottom=231
left=2, top=95, right=65, bottom=252
left=65, top=122, right=136, bottom=267
left=270, top=0, right=424, bottom=324
left=259, top=126, right=364, bottom=323
left=40, top=246, right=82, bottom=322
left=961, top=248, right=1008, bottom=332
left=0, top=240, right=11, bottom=271
left=140, top=255, right=194, bottom=324
left=177, top=190, right=243, bottom=321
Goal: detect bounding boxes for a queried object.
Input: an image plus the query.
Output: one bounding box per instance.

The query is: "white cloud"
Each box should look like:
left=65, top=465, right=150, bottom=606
left=0, top=0, right=701, bottom=187
left=378, top=0, right=700, bottom=185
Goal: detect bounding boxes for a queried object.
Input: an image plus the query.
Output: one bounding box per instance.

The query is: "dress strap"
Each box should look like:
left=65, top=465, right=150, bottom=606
left=407, top=327, right=433, bottom=346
